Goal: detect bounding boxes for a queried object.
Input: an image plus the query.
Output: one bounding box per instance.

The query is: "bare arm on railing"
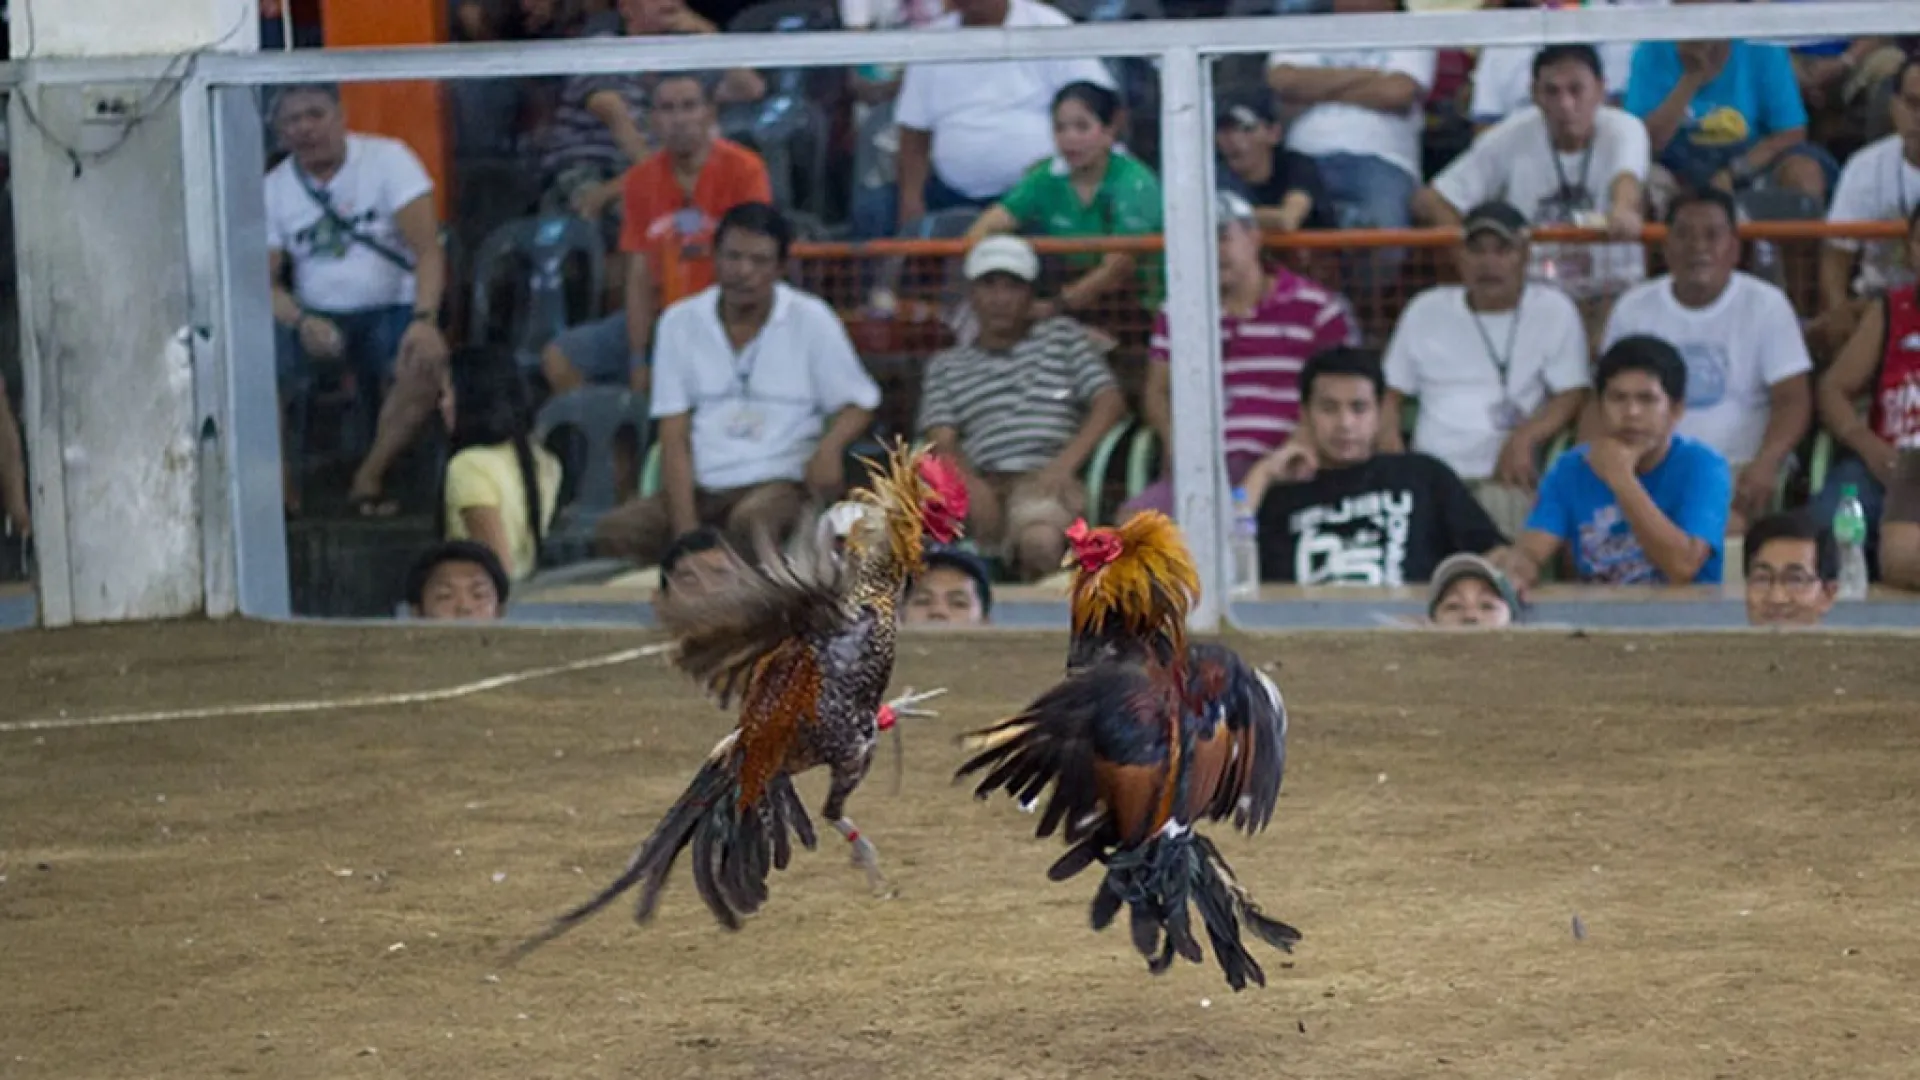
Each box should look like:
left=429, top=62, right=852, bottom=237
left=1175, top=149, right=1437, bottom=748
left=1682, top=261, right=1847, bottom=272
left=1049, top=256, right=1136, bottom=318
left=963, top=205, right=1017, bottom=244
left=1606, top=172, right=1645, bottom=238
left=1819, top=301, right=1901, bottom=488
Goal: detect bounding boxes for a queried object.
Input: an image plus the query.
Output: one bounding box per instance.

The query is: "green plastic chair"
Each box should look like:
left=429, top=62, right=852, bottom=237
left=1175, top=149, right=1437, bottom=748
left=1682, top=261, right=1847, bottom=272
left=640, top=440, right=663, bottom=498
left=1808, top=430, right=1834, bottom=498
left=1126, top=425, right=1160, bottom=500
left=1080, top=421, right=1134, bottom=525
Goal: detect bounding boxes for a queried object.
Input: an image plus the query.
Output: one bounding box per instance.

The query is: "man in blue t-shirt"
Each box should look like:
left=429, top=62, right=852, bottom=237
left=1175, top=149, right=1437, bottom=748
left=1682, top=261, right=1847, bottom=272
left=1502, top=335, right=1734, bottom=587
left=1625, top=31, right=1833, bottom=204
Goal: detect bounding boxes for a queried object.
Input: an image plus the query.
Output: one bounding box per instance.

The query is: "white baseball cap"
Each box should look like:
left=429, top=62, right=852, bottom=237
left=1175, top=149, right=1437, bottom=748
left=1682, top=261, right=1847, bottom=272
left=963, top=234, right=1040, bottom=283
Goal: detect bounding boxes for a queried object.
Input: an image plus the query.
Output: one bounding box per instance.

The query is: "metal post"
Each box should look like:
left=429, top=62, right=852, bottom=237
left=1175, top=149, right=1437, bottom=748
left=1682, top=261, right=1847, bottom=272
left=180, top=76, right=236, bottom=618
left=196, top=81, right=290, bottom=617
left=1159, top=46, right=1229, bottom=632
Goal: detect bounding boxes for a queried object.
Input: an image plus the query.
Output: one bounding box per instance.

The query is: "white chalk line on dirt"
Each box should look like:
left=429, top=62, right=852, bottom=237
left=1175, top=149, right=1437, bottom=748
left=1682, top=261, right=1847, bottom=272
left=0, top=643, right=672, bottom=735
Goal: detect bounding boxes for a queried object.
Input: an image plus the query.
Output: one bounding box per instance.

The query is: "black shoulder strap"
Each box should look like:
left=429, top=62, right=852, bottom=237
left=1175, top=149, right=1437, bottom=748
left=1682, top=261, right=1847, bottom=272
left=294, top=165, right=418, bottom=273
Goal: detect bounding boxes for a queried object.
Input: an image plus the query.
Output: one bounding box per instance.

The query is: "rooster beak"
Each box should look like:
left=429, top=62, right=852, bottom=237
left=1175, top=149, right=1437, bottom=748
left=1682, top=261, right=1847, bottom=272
left=1060, top=548, right=1078, bottom=570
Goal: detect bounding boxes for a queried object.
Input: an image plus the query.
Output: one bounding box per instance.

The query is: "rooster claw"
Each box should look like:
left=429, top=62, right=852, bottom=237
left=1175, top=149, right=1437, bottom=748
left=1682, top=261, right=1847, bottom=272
left=849, top=835, right=890, bottom=896
left=885, top=686, right=948, bottom=720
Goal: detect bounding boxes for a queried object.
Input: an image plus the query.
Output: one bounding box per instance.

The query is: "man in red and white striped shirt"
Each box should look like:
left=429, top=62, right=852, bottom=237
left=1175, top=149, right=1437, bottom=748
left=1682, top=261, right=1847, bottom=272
left=1125, top=190, right=1358, bottom=519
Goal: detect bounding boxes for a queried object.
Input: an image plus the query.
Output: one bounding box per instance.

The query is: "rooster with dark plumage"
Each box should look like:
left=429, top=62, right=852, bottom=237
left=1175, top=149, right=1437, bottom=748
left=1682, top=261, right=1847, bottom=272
left=513, top=442, right=968, bottom=954
left=955, top=510, right=1301, bottom=991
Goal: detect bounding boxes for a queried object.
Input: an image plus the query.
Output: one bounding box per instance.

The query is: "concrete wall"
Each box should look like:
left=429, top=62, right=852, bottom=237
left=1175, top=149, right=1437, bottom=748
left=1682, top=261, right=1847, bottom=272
left=10, top=0, right=258, bottom=59
left=10, top=0, right=258, bottom=624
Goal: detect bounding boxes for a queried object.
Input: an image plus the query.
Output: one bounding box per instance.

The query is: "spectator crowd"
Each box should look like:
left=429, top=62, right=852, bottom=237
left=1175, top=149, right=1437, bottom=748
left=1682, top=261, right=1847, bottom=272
left=96, top=0, right=1920, bottom=631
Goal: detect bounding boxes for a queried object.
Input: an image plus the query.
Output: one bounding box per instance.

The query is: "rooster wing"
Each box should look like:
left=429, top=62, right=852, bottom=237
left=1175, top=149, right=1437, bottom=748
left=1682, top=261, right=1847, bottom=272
left=955, top=661, right=1183, bottom=850
left=1180, top=643, right=1289, bottom=836
left=654, top=520, right=849, bottom=711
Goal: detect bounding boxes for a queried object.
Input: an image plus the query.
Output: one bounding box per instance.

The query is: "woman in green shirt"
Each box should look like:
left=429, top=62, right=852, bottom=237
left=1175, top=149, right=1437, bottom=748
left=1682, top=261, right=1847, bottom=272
left=964, top=81, right=1165, bottom=320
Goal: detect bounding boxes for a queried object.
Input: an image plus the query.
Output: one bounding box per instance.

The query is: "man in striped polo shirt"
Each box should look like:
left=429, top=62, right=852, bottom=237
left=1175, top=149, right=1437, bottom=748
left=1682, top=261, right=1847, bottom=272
left=917, top=235, right=1128, bottom=581
left=1124, top=190, right=1358, bottom=519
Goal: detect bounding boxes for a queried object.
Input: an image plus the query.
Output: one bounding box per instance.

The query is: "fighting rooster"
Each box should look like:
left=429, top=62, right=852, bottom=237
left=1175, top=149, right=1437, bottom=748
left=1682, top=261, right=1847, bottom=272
left=955, top=511, right=1301, bottom=990
left=514, top=443, right=967, bottom=954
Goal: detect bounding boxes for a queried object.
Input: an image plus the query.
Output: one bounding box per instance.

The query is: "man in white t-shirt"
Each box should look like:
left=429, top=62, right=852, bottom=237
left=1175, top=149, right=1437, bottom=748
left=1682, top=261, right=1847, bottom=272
left=1265, top=0, right=1435, bottom=272
left=1381, top=202, right=1592, bottom=537
left=1602, top=188, right=1813, bottom=529
left=1419, top=44, right=1649, bottom=334
left=893, top=0, right=1116, bottom=225
left=592, top=204, right=882, bottom=566
left=1817, top=58, right=1920, bottom=351
left=1467, top=0, right=1668, bottom=126
left=265, top=84, right=449, bottom=517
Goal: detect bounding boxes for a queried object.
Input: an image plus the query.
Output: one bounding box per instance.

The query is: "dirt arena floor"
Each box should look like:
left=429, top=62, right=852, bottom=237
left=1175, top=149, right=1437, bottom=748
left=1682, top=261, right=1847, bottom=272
left=3, top=622, right=1919, bottom=1079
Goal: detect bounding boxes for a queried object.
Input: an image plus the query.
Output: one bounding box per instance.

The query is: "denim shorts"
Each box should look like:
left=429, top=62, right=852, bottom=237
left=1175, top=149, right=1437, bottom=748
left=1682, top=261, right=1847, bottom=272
left=274, top=304, right=413, bottom=398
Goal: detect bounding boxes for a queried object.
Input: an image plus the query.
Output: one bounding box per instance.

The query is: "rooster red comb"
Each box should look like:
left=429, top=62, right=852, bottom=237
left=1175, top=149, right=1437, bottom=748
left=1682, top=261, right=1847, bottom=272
left=1067, top=510, right=1199, bottom=643
left=915, top=452, right=969, bottom=544
left=1065, top=518, right=1124, bottom=574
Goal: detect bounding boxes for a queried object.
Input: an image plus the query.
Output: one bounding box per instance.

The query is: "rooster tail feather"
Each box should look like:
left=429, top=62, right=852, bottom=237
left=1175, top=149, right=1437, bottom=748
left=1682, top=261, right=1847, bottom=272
left=509, top=753, right=817, bottom=960
left=956, top=717, right=1035, bottom=755
left=1197, top=834, right=1303, bottom=954
left=1086, top=827, right=1302, bottom=992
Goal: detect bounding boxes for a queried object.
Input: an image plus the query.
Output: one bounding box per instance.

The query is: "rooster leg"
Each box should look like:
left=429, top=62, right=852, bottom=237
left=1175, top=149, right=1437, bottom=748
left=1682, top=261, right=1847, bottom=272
left=831, top=816, right=888, bottom=897
left=823, top=765, right=890, bottom=898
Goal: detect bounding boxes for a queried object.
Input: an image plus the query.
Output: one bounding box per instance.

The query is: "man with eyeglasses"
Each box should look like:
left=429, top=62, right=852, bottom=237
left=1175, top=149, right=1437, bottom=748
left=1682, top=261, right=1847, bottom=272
left=1742, top=510, right=1839, bottom=627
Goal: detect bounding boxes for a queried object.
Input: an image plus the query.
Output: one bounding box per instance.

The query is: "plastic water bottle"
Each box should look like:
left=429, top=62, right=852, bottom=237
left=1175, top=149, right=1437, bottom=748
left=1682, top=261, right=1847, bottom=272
left=1833, top=483, right=1870, bottom=601
left=1230, top=487, right=1261, bottom=599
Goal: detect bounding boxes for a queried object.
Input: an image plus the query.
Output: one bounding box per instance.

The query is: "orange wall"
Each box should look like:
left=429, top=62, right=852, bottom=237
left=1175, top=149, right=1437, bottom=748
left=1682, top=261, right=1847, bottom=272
left=320, top=0, right=452, bottom=222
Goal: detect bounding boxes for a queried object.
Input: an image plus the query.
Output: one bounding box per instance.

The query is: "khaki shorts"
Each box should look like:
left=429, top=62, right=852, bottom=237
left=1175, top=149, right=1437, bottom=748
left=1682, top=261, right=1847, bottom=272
left=1885, top=449, right=1920, bottom=526
left=981, top=471, right=1084, bottom=559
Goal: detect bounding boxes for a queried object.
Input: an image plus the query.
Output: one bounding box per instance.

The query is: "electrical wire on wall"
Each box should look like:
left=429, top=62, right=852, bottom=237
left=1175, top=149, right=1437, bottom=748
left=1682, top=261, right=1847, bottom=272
left=10, top=0, right=258, bottom=178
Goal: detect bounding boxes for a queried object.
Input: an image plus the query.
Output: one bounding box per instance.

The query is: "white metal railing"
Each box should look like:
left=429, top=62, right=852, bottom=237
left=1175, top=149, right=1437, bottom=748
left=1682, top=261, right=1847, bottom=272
left=18, top=2, right=1918, bottom=627
left=16, top=2, right=1912, bottom=85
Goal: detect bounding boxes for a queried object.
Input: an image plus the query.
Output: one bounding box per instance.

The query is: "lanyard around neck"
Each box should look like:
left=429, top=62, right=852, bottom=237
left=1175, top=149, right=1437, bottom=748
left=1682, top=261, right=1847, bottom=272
left=1468, top=295, right=1524, bottom=394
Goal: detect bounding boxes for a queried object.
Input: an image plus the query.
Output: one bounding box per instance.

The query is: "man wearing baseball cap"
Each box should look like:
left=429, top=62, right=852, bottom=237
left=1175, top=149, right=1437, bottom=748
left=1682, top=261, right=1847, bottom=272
left=1214, top=92, right=1332, bottom=233
left=1427, top=552, right=1523, bottom=628
left=903, top=543, right=995, bottom=626
left=1124, top=190, right=1359, bottom=518
left=1380, top=199, right=1592, bottom=538
left=916, top=234, right=1127, bottom=580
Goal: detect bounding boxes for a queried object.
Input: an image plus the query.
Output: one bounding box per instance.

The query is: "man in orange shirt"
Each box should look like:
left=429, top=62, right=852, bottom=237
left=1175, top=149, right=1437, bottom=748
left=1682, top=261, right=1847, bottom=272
left=540, top=72, right=773, bottom=400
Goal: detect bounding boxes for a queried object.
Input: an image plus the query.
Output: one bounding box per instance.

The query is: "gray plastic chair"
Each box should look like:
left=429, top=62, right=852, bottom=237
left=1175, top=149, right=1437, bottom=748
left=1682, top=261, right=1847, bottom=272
left=467, top=215, right=606, bottom=372
left=725, top=0, right=842, bottom=218
left=534, top=385, right=650, bottom=564
left=1736, top=187, right=1822, bottom=223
